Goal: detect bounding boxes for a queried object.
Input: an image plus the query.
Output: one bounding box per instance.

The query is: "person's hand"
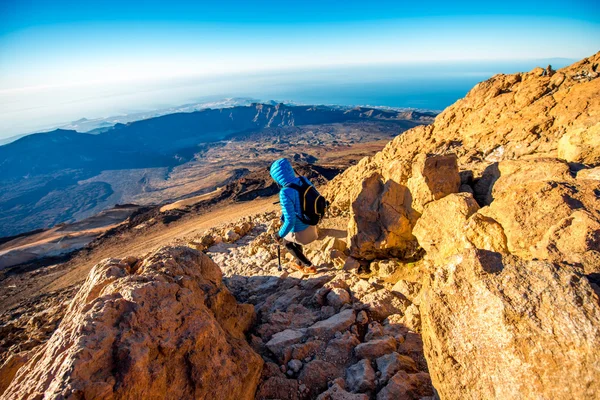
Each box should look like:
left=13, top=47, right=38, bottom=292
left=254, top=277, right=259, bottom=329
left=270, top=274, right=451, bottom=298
left=272, top=233, right=283, bottom=244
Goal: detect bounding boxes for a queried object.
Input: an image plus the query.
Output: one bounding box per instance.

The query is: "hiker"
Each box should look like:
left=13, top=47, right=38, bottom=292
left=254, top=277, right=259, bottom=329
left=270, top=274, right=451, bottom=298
left=270, top=158, right=328, bottom=274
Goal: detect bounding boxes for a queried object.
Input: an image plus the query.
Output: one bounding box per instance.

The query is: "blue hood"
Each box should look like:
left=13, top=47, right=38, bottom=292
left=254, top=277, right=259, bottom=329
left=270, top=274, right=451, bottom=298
left=270, top=158, right=296, bottom=187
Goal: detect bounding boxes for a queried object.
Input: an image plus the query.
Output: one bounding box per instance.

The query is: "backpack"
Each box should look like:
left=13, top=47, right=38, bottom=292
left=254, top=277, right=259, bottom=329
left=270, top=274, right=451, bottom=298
left=287, top=176, right=329, bottom=225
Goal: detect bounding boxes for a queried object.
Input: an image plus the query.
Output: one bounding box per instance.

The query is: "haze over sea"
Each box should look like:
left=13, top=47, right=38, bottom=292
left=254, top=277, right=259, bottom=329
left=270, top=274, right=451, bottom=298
left=0, top=58, right=574, bottom=140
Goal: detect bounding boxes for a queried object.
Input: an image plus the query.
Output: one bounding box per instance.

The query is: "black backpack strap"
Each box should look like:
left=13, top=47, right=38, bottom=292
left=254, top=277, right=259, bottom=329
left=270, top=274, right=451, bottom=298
left=299, top=176, right=311, bottom=186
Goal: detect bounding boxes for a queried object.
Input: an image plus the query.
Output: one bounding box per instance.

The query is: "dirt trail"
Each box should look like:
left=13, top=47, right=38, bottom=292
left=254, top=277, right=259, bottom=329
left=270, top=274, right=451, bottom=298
left=0, top=197, right=278, bottom=313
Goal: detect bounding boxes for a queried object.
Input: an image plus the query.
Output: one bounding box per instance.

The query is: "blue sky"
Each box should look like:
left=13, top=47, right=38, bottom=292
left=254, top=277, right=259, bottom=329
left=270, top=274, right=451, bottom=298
left=1, top=0, right=599, bottom=89
left=0, top=0, right=599, bottom=137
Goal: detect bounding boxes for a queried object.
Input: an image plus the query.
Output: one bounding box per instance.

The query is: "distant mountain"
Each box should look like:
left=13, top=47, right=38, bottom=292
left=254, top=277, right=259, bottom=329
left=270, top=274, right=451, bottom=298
left=0, top=103, right=436, bottom=237
left=0, top=103, right=435, bottom=180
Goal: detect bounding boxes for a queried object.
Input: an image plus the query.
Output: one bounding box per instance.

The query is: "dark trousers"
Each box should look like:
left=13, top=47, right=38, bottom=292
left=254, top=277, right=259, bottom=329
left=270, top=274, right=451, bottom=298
left=284, top=240, right=312, bottom=267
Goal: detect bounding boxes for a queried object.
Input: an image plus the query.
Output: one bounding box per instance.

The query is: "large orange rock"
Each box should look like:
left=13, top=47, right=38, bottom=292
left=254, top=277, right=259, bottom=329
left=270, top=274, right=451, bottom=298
left=2, top=246, right=263, bottom=400
left=420, top=249, right=600, bottom=400
left=346, top=173, right=418, bottom=260
left=324, top=52, right=600, bottom=209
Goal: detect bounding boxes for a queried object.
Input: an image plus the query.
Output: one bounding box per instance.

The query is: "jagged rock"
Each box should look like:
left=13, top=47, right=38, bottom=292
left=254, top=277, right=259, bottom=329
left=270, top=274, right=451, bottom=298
left=413, top=193, right=480, bottom=263
left=327, top=288, right=351, bottom=309
left=478, top=158, right=600, bottom=270
left=557, top=123, right=600, bottom=165
left=347, top=173, right=419, bottom=260
left=266, top=329, right=306, bottom=362
left=364, top=321, right=385, bottom=341
left=298, top=360, right=343, bottom=399
left=399, top=304, right=421, bottom=333
left=375, top=352, right=418, bottom=383
left=463, top=213, right=509, bottom=254
left=405, top=153, right=460, bottom=213
left=531, top=209, right=600, bottom=273
left=355, top=288, right=410, bottom=320
left=258, top=304, right=318, bottom=338
left=189, top=232, right=215, bottom=251
left=316, top=383, right=370, bottom=400
left=312, top=236, right=349, bottom=268
left=391, top=280, right=422, bottom=304
left=369, top=259, right=404, bottom=282
left=376, top=371, right=433, bottom=400
left=307, top=309, right=356, bottom=339
left=354, top=336, right=397, bottom=360
left=346, top=359, right=376, bottom=393
left=0, top=352, right=31, bottom=395
left=396, top=332, right=426, bottom=370
left=420, top=248, right=600, bottom=399
left=2, top=246, right=263, bottom=400
left=325, top=332, right=361, bottom=366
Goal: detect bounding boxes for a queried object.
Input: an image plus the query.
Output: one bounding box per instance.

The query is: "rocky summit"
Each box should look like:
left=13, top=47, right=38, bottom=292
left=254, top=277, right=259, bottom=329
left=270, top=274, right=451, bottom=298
left=1, top=53, right=599, bottom=399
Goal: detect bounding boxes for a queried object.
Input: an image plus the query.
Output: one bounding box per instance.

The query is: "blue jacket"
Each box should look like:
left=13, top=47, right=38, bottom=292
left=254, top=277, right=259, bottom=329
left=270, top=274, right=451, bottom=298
left=270, top=158, right=312, bottom=238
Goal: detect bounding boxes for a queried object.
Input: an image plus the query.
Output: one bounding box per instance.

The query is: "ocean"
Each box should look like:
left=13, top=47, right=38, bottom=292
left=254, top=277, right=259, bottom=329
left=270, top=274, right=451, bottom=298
left=0, top=58, right=574, bottom=140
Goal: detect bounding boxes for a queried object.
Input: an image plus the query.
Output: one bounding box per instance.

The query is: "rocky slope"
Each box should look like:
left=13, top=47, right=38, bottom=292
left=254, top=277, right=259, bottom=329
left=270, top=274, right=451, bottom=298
left=1, top=53, right=599, bottom=399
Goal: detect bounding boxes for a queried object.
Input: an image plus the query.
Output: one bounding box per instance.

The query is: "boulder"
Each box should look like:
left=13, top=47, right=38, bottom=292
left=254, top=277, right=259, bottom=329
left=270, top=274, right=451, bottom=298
left=1, top=246, right=263, bottom=400
left=325, top=332, right=361, bottom=366
left=399, top=304, right=421, bottom=333
left=577, top=166, right=600, bottom=180
left=375, top=352, right=418, bottom=383
left=298, top=360, right=343, bottom=399
left=390, top=280, right=422, bottom=304
left=346, top=359, right=376, bottom=393
left=558, top=123, right=600, bottom=165
left=327, top=288, right=351, bottom=310
left=266, top=329, right=306, bottom=362
left=354, top=288, right=409, bottom=321
left=420, top=248, right=600, bottom=400
left=307, top=309, right=356, bottom=339
left=376, top=371, right=433, bottom=400
left=354, top=337, right=397, bottom=360
left=347, top=173, right=419, bottom=260
left=369, top=259, right=404, bottom=282
left=463, top=213, right=509, bottom=254
left=413, top=193, right=480, bottom=263
left=315, top=236, right=349, bottom=268
left=224, top=229, right=240, bottom=242
left=405, top=153, right=461, bottom=213
left=479, top=159, right=600, bottom=268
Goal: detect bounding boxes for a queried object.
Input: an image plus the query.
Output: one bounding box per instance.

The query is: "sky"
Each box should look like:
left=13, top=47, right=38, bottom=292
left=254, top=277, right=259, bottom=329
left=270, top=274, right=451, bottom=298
left=0, top=0, right=599, bottom=138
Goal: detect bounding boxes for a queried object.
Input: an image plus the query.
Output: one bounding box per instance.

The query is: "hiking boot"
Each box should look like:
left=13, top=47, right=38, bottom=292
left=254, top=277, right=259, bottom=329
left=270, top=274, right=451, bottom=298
left=290, top=264, right=317, bottom=275
left=303, top=266, right=317, bottom=274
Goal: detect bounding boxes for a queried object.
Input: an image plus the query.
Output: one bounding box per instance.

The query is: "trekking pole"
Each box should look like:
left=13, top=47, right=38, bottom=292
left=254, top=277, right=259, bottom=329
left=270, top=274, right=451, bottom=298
left=277, top=244, right=282, bottom=271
